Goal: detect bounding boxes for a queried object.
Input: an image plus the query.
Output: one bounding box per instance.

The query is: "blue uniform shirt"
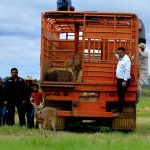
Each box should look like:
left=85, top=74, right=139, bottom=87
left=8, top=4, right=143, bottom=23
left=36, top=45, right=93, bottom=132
left=57, top=0, right=72, bottom=9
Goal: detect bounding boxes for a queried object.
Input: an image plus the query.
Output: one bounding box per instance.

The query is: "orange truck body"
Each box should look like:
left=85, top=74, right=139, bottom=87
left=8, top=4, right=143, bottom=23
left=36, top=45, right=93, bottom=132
left=40, top=11, right=139, bottom=130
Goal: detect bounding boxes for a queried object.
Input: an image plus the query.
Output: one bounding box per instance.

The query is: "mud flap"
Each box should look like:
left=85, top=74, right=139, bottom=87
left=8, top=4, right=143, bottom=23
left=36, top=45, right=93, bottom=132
left=112, top=103, right=136, bottom=131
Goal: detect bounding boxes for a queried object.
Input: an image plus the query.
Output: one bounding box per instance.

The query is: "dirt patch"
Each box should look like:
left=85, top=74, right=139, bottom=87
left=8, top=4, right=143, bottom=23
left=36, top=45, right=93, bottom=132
left=144, top=107, right=150, bottom=111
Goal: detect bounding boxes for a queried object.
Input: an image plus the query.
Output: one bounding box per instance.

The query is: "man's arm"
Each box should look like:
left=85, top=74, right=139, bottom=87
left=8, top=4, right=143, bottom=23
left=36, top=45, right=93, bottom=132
left=20, top=78, right=26, bottom=104
left=139, top=47, right=148, bottom=58
left=3, top=80, right=9, bottom=102
left=113, top=51, right=119, bottom=60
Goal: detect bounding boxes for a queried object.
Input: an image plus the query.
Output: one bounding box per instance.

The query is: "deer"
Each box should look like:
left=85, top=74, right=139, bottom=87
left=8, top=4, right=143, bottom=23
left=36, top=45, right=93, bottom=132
left=30, top=97, right=57, bottom=133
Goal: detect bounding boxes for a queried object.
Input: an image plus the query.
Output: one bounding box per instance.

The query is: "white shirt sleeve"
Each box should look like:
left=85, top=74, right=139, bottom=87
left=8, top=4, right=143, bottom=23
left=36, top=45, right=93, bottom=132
left=124, top=59, right=131, bottom=81
left=114, top=53, right=119, bottom=60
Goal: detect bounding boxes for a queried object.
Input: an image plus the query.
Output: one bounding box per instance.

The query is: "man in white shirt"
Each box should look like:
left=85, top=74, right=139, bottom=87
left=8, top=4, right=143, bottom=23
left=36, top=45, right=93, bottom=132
left=113, top=47, right=131, bottom=116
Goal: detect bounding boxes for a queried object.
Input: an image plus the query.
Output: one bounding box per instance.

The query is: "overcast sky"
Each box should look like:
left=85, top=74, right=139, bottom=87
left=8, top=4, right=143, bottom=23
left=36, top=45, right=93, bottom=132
left=0, top=0, right=150, bottom=79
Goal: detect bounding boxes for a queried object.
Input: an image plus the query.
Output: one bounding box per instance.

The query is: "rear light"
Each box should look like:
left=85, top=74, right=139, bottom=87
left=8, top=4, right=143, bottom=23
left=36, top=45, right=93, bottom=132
left=82, top=92, right=96, bottom=96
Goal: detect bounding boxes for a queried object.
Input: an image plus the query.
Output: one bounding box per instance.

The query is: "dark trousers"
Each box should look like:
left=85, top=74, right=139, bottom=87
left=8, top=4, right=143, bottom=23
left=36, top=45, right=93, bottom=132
left=7, top=103, right=25, bottom=126
left=58, top=6, right=75, bottom=11
left=0, top=104, right=8, bottom=126
left=25, top=106, right=34, bottom=128
left=117, top=79, right=130, bottom=113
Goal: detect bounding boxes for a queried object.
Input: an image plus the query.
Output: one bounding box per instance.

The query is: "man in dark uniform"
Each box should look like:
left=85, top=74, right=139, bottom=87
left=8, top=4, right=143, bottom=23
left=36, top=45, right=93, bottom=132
left=57, top=0, right=75, bottom=11
left=0, top=80, right=4, bottom=125
left=0, top=80, right=8, bottom=126
left=4, top=68, right=26, bottom=126
left=24, top=77, right=34, bottom=128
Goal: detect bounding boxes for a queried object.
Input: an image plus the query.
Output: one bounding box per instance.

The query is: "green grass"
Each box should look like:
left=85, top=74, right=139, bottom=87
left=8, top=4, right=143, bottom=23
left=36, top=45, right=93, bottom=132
left=0, top=97, right=150, bottom=150
left=141, top=87, right=150, bottom=97
left=0, top=128, right=150, bottom=150
left=137, top=96, right=150, bottom=116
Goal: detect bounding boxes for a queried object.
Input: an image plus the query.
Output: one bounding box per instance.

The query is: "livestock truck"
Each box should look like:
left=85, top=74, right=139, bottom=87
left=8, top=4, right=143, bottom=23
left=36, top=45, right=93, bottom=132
left=40, top=11, right=139, bottom=131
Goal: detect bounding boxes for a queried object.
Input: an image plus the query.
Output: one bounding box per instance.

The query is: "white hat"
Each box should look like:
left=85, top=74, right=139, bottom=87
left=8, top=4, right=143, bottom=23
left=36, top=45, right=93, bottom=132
left=138, top=43, right=146, bottom=49
left=25, top=76, right=33, bottom=80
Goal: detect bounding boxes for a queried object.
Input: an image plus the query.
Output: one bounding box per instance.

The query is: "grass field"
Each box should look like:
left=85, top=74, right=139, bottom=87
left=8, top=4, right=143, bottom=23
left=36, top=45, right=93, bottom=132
left=0, top=97, right=150, bottom=150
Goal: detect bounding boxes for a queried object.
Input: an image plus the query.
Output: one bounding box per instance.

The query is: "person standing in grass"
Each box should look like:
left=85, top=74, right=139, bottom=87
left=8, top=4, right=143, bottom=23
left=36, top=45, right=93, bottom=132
left=4, top=68, right=26, bottom=126
left=113, top=47, right=131, bottom=116
left=131, top=19, right=148, bottom=103
left=0, top=80, right=8, bottom=126
left=30, top=84, right=43, bottom=107
left=24, top=77, right=34, bottom=129
left=0, top=80, right=3, bottom=126
left=30, top=84, right=43, bottom=128
left=137, top=43, right=148, bottom=102
left=0, top=80, right=7, bottom=126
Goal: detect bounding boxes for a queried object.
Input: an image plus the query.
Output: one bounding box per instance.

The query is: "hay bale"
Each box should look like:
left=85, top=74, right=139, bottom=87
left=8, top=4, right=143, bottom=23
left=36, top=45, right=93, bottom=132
left=45, top=53, right=83, bottom=82
left=72, top=58, right=82, bottom=80
left=44, top=68, right=75, bottom=82
left=76, top=70, right=82, bottom=82
left=64, top=54, right=82, bottom=81
left=64, top=60, right=72, bottom=68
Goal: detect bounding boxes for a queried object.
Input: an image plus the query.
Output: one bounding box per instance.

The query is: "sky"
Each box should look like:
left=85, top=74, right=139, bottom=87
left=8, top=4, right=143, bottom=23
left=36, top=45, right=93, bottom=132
left=0, top=0, right=150, bottom=79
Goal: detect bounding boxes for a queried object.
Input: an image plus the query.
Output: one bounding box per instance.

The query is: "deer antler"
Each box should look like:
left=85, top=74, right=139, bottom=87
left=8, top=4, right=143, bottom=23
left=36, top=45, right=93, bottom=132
left=30, top=97, right=45, bottom=109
